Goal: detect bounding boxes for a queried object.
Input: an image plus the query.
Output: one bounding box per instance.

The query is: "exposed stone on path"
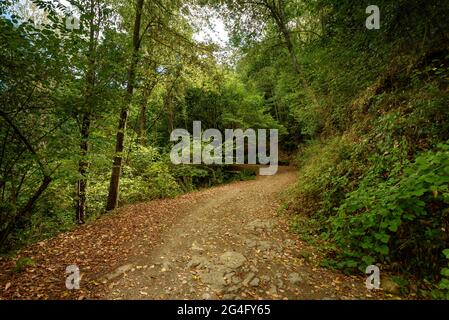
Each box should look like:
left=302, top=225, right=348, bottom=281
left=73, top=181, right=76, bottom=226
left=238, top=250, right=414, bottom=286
left=268, top=284, right=278, bottom=295
left=98, top=169, right=388, bottom=301
left=219, top=251, right=246, bottom=269
left=242, top=272, right=255, bottom=286
left=249, top=277, right=260, bottom=287
left=161, top=261, right=171, bottom=272
left=245, top=239, right=273, bottom=251
left=102, top=264, right=133, bottom=282
left=246, top=220, right=276, bottom=232
left=227, top=284, right=242, bottom=293
left=188, top=255, right=210, bottom=269
left=223, top=294, right=237, bottom=300
left=200, top=268, right=227, bottom=292
left=191, top=242, right=204, bottom=252
left=202, top=292, right=218, bottom=300
left=277, top=278, right=285, bottom=289
left=288, top=272, right=304, bottom=285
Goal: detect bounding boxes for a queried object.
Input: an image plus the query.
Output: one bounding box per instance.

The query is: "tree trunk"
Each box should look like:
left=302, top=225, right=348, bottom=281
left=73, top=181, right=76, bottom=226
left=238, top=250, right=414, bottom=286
left=0, top=110, right=52, bottom=246
left=76, top=0, right=96, bottom=224
left=279, top=23, right=301, bottom=74
left=77, top=114, right=90, bottom=224
left=137, top=81, right=157, bottom=146
left=279, top=23, right=317, bottom=103
left=138, top=102, right=148, bottom=146
left=266, top=0, right=319, bottom=106
left=164, top=71, right=181, bottom=135
left=106, top=0, right=145, bottom=211
left=165, top=93, right=174, bottom=134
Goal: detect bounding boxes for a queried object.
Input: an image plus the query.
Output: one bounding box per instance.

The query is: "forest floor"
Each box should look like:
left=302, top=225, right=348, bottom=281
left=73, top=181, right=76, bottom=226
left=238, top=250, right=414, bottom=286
left=0, top=167, right=392, bottom=300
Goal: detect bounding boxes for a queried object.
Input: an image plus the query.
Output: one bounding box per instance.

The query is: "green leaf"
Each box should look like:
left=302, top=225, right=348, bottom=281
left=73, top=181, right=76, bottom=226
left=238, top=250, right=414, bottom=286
left=441, top=268, right=449, bottom=277
left=377, top=245, right=389, bottom=255
left=388, top=219, right=401, bottom=232
left=443, top=249, right=449, bottom=259
left=439, top=279, right=449, bottom=290
left=362, top=255, right=375, bottom=266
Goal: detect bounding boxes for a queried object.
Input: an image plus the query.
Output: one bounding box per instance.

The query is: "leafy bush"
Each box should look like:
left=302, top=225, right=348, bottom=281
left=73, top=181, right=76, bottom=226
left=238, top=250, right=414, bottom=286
left=170, top=164, right=212, bottom=191
left=434, top=249, right=449, bottom=299
left=330, top=142, right=449, bottom=277
left=289, top=135, right=367, bottom=219
left=120, top=146, right=182, bottom=202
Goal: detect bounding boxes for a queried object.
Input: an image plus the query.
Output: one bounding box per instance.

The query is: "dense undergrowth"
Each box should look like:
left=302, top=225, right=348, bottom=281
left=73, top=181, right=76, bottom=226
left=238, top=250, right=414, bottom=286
left=276, top=1, right=449, bottom=298
left=8, top=149, right=255, bottom=253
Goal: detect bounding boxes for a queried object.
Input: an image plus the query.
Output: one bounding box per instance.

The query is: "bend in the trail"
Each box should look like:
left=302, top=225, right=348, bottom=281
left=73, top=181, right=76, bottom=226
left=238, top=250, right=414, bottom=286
left=100, top=167, right=385, bottom=300
left=0, top=167, right=388, bottom=300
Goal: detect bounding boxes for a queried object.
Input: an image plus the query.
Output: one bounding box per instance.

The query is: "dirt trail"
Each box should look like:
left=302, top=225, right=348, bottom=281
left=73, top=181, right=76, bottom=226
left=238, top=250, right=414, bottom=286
left=100, top=167, right=382, bottom=300
left=0, top=167, right=387, bottom=300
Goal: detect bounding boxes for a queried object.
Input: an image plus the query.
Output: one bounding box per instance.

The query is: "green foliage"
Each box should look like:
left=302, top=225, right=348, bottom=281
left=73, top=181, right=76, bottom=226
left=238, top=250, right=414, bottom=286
left=330, top=142, right=449, bottom=274
left=121, top=161, right=181, bottom=203
left=243, top=0, right=449, bottom=296
left=289, top=135, right=367, bottom=219
left=14, top=257, right=36, bottom=273
left=232, top=170, right=257, bottom=182
left=433, top=249, right=449, bottom=299
left=0, top=0, right=284, bottom=252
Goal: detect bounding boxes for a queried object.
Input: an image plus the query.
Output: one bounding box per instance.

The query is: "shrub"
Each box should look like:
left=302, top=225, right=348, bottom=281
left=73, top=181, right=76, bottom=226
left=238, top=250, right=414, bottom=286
left=330, top=142, right=449, bottom=277
left=434, top=249, right=449, bottom=299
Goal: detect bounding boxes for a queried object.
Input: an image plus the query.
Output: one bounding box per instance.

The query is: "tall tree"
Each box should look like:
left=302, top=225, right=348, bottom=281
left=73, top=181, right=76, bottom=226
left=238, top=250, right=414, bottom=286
left=76, top=0, right=97, bottom=224
left=212, top=0, right=319, bottom=104
left=106, top=0, right=145, bottom=211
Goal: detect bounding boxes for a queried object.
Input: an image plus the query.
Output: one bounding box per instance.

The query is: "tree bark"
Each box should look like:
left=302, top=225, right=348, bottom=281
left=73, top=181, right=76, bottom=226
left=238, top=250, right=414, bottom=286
left=77, top=114, right=91, bottom=224
left=164, top=70, right=182, bottom=135
left=76, top=0, right=97, bottom=224
left=165, top=93, right=174, bottom=134
left=106, top=0, right=145, bottom=211
left=138, top=102, right=148, bottom=146
left=137, top=81, right=157, bottom=146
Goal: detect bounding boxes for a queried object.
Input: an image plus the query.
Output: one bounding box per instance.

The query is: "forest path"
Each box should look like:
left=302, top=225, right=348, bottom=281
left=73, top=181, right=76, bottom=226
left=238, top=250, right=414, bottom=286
left=0, top=167, right=386, bottom=300
left=100, top=167, right=381, bottom=300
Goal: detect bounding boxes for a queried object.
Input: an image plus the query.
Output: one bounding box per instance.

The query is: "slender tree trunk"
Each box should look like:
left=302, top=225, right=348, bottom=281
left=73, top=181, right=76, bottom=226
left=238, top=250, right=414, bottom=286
left=266, top=0, right=319, bottom=106
left=164, top=70, right=181, bottom=135
left=76, top=0, right=97, bottom=224
left=77, top=114, right=90, bottom=224
left=279, top=23, right=317, bottom=103
left=0, top=175, right=52, bottom=247
left=138, top=103, right=148, bottom=146
left=17, top=175, right=52, bottom=227
left=106, top=0, right=145, bottom=211
left=137, top=81, right=157, bottom=146
left=279, top=23, right=301, bottom=74
left=165, top=93, right=174, bottom=134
